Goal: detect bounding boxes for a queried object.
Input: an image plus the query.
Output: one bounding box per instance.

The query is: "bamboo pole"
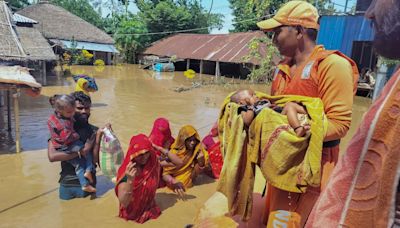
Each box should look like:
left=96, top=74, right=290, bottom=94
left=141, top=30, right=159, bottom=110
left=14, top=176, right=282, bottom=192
left=42, top=61, right=47, bottom=86
left=7, top=90, right=11, bottom=132
left=13, top=89, right=20, bottom=153
left=200, top=60, right=203, bottom=82
left=186, top=59, right=190, bottom=70
left=215, top=61, right=220, bottom=82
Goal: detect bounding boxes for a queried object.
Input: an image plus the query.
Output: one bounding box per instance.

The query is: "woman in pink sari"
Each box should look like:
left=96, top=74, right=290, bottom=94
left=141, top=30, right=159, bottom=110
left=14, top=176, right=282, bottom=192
left=202, top=122, right=223, bottom=179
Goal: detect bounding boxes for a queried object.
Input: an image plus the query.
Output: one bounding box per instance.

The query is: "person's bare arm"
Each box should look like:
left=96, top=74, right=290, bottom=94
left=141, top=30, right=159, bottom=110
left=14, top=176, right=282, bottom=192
left=117, top=162, right=136, bottom=208
left=47, top=141, right=78, bottom=162
left=152, top=143, right=184, bottom=167
left=93, top=130, right=102, bottom=165
left=241, top=109, right=255, bottom=127
left=282, top=102, right=305, bottom=128
left=93, top=124, right=112, bottom=166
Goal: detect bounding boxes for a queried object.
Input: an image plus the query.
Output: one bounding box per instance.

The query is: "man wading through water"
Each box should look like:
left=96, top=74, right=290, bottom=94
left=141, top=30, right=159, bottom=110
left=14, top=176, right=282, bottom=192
left=48, top=92, right=109, bottom=200
left=257, top=1, right=359, bottom=226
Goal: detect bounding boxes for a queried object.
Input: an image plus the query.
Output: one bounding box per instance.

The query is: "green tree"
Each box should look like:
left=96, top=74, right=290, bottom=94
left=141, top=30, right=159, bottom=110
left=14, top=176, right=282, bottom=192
left=113, top=14, right=150, bottom=63
left=229, top=0, right=335, bottom=32
left=135, top=0, right=223, bottom=42
left=51, top=0, right=106, bottom=29
left=7, top=0, right=30, bottom=10
left=242, top=37, right=279, bottom=82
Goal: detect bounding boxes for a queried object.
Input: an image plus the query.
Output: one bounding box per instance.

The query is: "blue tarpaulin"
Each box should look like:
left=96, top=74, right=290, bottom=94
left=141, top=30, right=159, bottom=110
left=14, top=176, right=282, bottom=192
left=317, top=15, right=374, bottom=56
left=51, top=39, right=119, bottom=53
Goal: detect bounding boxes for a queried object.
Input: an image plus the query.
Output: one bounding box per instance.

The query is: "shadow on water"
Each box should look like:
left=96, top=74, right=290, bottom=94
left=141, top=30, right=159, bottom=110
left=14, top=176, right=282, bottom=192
left=193, top=174, right=216, bottom=186
left=91, top=103, right=108, bottom=108
left=95, top=175, right=115, bottom=197
left=156, top=192, right=197, bottom=211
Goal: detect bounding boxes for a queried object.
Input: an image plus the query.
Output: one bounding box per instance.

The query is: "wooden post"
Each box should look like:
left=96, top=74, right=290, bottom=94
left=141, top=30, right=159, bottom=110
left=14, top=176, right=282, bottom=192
left=186, top=59, right=190, bottom=70
left=215, top=61, right=220, bottom=81
left=42, top=61, right=47, bottom=86
left=13, top=89, right=21, bottom=153
left=107, top=52, right=112, bottom=65
left=200, top=60, right=203, bottom=81
left=0, top=91, right=3, bottom=107
left=7, top=90, right=11, bottom=132
left=93, top=51, right=96, bottom=61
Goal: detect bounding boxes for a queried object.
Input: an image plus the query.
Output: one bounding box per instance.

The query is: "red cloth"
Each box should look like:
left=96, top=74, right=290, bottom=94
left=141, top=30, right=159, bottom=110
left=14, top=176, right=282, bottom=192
left=115, top=134, right=161, bottom=223
left=47, top=112, right=80, bottom=148
left=207, top=141, right=223, bottom=179
left=202, top=122, right=223, bottom=179
left=148, top=118, right=175, bottom=156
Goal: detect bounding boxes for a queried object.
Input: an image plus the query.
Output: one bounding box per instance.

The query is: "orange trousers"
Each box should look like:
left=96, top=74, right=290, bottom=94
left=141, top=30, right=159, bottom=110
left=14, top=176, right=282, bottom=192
left=263, top=146, right=339, bottom=227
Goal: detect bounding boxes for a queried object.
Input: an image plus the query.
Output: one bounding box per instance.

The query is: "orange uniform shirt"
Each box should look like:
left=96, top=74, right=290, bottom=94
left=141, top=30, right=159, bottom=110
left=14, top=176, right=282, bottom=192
left=271, top=45, right=359, bottom=141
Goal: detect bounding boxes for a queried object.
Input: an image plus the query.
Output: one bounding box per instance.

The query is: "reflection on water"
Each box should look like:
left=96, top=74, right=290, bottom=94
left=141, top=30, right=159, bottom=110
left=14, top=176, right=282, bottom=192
left=0, top=64, right=372, bottom=227
left=0, top=64, right=272, bottom=152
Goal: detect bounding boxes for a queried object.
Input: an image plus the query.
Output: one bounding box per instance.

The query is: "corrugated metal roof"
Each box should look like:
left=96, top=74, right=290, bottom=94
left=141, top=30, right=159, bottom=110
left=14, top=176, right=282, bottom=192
left=143, top=31, right=268, bottom=65
left=13, top=13, right=37, bottom=24
left=317, top=15, right=374, bottom=56
left=50, top=39, right=119, bottom=53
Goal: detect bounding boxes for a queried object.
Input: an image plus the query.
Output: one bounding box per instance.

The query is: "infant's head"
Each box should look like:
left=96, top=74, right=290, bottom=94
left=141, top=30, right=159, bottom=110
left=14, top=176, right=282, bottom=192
left=230, top=89, right=259, bottom=106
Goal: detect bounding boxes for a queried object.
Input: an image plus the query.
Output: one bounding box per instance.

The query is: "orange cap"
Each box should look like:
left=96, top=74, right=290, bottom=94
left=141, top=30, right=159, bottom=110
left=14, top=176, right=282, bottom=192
left=257, top=1, right=319, bottom=31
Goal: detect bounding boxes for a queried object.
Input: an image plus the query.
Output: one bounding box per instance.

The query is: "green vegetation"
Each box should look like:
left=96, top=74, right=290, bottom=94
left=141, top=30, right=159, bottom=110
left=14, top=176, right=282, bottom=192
left=229, top=0, right=336, bottom=32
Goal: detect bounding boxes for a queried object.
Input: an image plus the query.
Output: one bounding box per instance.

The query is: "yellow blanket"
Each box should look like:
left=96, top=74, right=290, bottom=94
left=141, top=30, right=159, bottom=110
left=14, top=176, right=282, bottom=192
left=217, top=91, right=327, bottom=221
left=250, top=92, right=328, bottom=192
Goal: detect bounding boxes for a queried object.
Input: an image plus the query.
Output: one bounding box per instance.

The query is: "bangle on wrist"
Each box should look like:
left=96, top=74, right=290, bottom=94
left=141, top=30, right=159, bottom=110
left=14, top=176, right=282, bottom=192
left=293, top=126, right=303, bottom=131
left=77, top=151, right=81, bottom=158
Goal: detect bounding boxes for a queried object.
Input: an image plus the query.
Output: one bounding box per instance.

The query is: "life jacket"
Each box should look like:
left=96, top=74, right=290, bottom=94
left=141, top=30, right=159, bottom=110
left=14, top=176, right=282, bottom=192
left=271, top=49, right=359, bottom=97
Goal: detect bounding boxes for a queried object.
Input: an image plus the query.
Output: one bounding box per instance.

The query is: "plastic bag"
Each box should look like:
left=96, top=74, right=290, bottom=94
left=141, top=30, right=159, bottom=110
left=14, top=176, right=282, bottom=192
left=99, top=128, right=123, bottom=182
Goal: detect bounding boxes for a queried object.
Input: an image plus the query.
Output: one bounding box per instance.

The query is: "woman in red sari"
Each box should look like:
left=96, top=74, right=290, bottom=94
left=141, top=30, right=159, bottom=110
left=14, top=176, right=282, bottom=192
left=149, top=117, right=175, bottom=157
left=115, top=134, right=161, bottom=223
left=148, top=117, right=186, bottom=196
left=202, top=122, right=223, bottom=179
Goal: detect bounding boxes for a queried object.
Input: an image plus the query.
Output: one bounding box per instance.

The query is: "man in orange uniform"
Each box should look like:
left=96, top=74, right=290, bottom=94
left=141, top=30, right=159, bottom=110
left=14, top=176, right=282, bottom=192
left=257, top=1, right=359, bottom=226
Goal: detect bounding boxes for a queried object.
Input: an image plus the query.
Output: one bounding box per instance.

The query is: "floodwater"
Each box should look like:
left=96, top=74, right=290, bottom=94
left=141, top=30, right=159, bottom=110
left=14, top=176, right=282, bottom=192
left=0, top=64, right=371, bottom=227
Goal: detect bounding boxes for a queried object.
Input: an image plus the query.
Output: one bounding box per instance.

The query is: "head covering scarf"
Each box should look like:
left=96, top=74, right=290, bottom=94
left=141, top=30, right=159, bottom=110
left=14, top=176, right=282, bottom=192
left=149, top=118, right=175, bottom=155
left=73, top=75, right=98, bottom=91
left=75, top=78, right=90, bottom=95
left=163, top=125, right=208, bottom=188
left=115, top=134, right=161, bottom=223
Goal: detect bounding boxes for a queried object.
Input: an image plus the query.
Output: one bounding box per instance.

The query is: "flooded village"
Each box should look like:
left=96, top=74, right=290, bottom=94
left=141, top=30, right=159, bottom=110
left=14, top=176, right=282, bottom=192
left=0, top=0, right=399, bottom=227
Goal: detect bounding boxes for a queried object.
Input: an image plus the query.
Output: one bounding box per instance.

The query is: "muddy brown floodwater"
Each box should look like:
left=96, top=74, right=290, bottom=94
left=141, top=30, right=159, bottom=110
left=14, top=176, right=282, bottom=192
left=0, top=64, right=371, bottom=227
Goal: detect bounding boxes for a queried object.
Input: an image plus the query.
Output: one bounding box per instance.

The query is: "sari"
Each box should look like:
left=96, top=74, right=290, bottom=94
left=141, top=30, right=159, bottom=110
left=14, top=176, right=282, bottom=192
left=148, top=118, right=175, bottom=187
left=115, top=134, right=161, bottom=223
left=163, top=125, right=209, bottom=189
left=202, top=122, right=223, bottom=179
left=75, top=78, right=89, bottom=95
left=149, top=118, right=175, bottom=157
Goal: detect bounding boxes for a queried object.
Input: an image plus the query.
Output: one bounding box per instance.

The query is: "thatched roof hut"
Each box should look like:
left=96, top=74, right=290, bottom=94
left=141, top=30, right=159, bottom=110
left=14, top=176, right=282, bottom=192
left=17, top=1, right=115, bottom=45
left=15, top=26, right=57, bottom=61
left=0, top=1, right=26, bottom=61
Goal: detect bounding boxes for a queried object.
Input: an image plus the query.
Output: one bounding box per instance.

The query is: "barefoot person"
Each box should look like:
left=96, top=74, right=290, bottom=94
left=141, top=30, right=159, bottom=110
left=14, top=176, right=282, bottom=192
left=115, top=134, right=161, bottom=223
left=48, top=92, right=106, bottom=200
left=306, top=0, right=400, bottom=226
left=231, top=89, right=311, bottom=136
left=257, top=1, right=359, bottom=226
left=48, top=94, right=96, bottom=192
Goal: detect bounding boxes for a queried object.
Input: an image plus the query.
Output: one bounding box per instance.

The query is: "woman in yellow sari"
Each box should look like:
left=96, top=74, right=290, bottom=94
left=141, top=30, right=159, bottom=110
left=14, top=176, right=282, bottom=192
left=163, top=125, right=209, bottom=189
